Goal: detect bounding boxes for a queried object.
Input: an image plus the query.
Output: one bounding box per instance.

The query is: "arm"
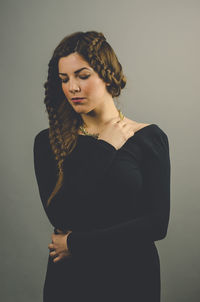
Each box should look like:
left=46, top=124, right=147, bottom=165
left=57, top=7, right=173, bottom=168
left=33, top=130, right=117, bottom=227
left=66, top=129, right=171, bottom=254
left=33, top=130, right=61, bottom=226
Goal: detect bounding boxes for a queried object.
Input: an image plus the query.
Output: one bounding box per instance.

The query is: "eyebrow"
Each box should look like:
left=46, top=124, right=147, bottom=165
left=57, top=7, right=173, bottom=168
left=58, top=67, right=91, bottom=76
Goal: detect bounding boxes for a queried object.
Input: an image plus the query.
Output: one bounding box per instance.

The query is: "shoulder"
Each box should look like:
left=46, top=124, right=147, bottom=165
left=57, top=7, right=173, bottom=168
left=123, top=117, right=151, bottom=132
left=124, top=117, right=169, bottom=151
left=34, top=128, right=49, bottom=143
left=124, top=117, right=168, bottom=136
left=33, top=128, right=49, bottom=152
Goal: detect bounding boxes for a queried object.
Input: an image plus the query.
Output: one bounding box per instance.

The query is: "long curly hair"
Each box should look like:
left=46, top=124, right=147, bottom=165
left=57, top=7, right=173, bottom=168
left=44, top=30, right=127, bottom=207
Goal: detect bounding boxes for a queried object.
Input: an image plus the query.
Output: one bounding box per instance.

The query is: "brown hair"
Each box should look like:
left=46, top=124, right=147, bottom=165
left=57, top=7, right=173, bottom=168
left=44, top=30, right=127, bottom=207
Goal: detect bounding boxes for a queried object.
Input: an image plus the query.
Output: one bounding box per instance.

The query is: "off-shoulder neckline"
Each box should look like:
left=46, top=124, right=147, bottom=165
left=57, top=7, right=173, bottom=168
left=42, top=124, right=158, bottom=141
left=78, top=123, right=158, bottom=138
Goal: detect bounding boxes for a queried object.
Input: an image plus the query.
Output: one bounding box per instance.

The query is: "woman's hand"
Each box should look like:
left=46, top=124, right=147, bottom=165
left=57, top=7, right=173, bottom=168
left=48, top=229, right=72, bottom=263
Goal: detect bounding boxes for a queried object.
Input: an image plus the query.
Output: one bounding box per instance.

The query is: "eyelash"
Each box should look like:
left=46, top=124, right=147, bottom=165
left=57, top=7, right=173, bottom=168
left=60, top=75, right=90, bottom=83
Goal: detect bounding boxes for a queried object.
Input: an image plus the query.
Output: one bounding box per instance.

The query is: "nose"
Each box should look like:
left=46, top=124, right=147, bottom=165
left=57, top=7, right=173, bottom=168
left=68, top=79, right=80, bottom=94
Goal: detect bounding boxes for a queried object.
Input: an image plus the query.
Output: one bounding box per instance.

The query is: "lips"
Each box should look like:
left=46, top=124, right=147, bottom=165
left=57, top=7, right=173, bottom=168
left=71, top=97, right=85, bottom=102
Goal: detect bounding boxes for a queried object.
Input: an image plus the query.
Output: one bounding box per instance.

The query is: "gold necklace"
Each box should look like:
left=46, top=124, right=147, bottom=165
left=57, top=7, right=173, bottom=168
left=79, top=109, right=124, bottom=139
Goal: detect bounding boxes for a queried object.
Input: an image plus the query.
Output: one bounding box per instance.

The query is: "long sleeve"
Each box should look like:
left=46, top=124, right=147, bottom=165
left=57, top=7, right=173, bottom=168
left=33, top=130, right=58, bottom=226
left=66, top=127, right=171, bottom=254
left=33, top=129, right=118, bottom=227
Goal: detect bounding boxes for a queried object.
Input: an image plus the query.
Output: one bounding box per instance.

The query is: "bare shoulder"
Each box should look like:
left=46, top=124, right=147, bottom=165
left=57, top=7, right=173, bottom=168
left=123, top=117, right=151, bottom=133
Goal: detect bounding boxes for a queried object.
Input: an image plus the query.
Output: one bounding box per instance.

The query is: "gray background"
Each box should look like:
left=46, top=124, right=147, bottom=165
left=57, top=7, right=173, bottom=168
left=1, top=0, right=199, bottom=301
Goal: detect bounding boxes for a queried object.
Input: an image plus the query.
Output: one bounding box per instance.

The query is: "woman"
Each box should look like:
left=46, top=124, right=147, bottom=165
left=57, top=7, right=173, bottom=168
left=33, top=31, right=171, bottom=302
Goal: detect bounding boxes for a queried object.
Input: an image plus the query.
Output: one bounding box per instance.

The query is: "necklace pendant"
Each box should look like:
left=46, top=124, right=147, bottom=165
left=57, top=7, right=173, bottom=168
left=79, top=109, right=124, bottom=138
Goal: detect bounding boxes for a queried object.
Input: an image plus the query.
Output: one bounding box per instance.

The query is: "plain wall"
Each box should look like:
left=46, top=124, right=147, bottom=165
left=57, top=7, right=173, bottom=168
left=1, top=0, right=199, bottom=301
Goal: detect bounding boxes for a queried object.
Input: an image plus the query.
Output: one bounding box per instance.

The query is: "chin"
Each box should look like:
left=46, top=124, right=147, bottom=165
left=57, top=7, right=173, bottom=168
left=72, top=106, right=88, bottom=114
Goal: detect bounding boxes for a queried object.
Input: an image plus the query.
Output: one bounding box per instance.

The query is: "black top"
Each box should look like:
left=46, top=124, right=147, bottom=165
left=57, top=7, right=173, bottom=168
left=33, top=124, right=171, bottom=256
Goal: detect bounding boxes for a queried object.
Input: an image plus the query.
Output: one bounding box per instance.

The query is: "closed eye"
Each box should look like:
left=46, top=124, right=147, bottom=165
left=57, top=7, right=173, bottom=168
left=60, top=74, right=90, bottom=83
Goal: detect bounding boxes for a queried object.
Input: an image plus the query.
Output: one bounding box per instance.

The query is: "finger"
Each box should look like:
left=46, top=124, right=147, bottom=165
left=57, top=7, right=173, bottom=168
left=56, top=229, right=63, bottom=234
left=53, top=255, right=61, bottom=263
left=49, top=250, right=57, bottom=257
left=48, top=243, right=54, bottom=250
left=55, top=228, right=65, bottom=234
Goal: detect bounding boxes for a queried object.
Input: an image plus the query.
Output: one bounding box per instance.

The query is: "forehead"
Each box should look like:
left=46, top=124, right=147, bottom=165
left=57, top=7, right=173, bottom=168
left=58, top=53, right=92, bottom=74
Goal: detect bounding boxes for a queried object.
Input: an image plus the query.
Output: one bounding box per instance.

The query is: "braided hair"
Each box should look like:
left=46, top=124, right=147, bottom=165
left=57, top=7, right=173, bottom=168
left=43, top=30, right=127, bottom=207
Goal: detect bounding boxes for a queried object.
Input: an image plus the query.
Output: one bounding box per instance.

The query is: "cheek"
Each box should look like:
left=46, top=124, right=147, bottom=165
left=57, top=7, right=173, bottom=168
left=86, top=78, right=105, bottom=95
left=61, top=84, right=68, bottom=97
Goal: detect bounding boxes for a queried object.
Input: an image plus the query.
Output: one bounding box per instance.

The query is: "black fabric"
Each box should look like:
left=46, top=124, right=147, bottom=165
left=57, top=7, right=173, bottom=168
left=33, top=123, right=171, bottom=302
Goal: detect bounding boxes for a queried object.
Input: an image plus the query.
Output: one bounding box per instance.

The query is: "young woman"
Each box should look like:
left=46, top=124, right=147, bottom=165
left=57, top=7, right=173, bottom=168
left=33, top=30, right=171, bottom=302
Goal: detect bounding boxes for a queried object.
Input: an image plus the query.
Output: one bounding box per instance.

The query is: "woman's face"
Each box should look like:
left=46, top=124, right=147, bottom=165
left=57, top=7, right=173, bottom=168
left=58, top=52, right=111, bottom=114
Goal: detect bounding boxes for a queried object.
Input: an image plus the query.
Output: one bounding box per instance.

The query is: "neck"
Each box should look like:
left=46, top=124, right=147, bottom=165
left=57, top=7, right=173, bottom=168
left=80, top=101, right=120, bottom=132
